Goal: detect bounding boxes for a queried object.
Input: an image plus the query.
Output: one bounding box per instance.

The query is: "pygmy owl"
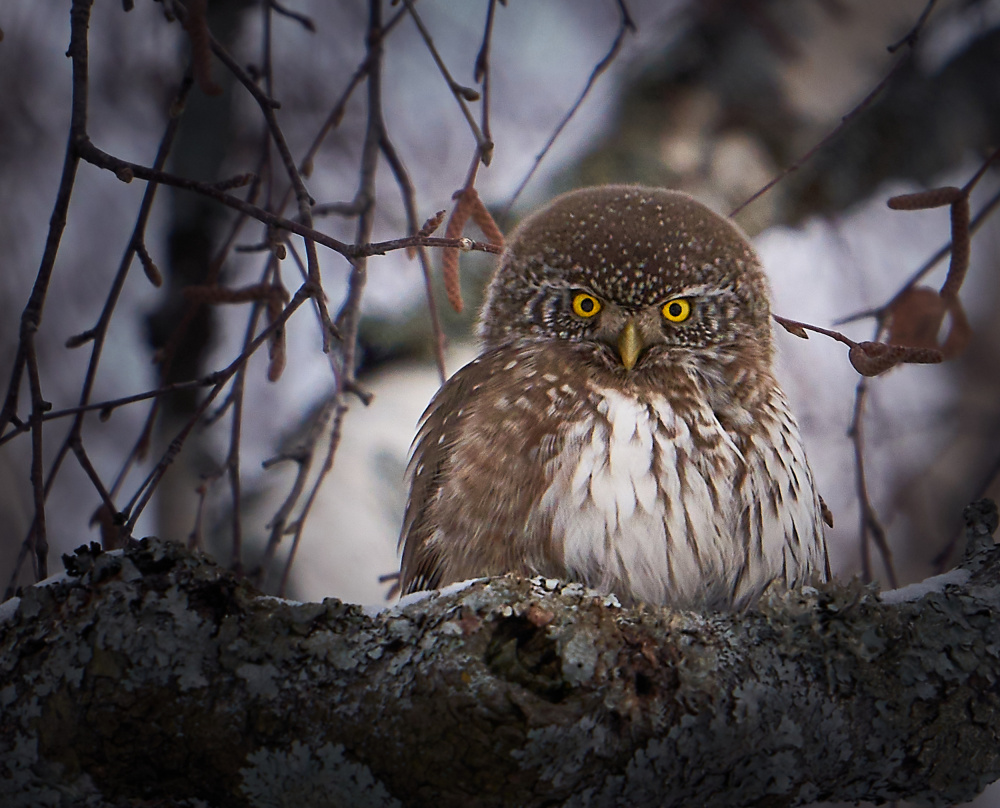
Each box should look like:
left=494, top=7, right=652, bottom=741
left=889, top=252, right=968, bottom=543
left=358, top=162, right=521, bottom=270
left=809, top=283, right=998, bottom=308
left=399, top=185, right=829, bottom=610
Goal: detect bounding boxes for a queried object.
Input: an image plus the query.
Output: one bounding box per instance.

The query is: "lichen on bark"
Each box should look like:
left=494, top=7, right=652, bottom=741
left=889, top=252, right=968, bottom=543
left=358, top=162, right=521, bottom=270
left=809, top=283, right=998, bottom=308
left=1, top=500, right=998, bottom=808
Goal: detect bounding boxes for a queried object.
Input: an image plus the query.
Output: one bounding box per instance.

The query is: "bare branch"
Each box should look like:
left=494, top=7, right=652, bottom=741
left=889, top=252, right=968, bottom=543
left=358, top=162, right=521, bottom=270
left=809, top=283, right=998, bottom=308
left=401, top=0, right=492, bottom=162
left=380, top=133, right=449, bottom=382
left=505, top=0, right=635, bottom=210
left=730, top=0, right=942, bottom=217
left=4, top=510, right=1000, bottom=806
left=772, top=315, right=942, bottom=377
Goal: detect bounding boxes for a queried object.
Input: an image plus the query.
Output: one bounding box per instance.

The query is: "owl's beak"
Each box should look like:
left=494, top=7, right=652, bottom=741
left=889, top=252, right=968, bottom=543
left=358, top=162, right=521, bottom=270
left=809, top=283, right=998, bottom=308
left=617, top=319, right=643, bottom=371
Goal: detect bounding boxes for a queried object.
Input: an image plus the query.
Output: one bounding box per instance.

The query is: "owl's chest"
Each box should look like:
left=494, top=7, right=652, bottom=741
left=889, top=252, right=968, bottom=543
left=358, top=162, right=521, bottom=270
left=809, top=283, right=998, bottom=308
left=533, top=386, right=746, bottom=605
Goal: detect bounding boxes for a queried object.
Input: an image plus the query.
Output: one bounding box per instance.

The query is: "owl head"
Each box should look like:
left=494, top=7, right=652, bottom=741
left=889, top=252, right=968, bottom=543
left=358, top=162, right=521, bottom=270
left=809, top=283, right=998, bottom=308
left=479, top=185, right=773, bottom=374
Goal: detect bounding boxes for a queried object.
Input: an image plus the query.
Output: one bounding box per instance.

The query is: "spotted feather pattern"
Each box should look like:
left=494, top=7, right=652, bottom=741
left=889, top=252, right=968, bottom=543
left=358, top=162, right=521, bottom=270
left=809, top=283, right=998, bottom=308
left=398, top=186, right=828, bottom=610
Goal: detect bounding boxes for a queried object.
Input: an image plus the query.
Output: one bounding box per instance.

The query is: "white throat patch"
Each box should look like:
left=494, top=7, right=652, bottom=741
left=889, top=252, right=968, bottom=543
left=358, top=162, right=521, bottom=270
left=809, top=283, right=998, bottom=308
left=535, top=386, right=746, bottom=606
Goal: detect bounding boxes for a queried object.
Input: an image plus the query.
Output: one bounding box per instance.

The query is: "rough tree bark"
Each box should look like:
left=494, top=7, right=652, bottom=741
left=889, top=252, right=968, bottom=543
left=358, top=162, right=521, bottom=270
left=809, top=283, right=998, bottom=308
left=1, top=500, right=998, bottom=808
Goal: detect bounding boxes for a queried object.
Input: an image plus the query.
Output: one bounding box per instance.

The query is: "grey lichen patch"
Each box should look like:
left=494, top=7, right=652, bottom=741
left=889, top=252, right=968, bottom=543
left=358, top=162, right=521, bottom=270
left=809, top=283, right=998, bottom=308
left=300, top=629, right=365, bottom=671
left=559, top=626, right=599, bottom=686
left=53, top=572, right=216, bottom=695
left=240, top=741, right=401, bottom=808
left=1, top=539, right=271, bottom=803
left=0, top=733, right=104, bottom=808
left=512, top=715, right=617, bottom=790
left=555, top=536, right=1000, bottom=808
left=235, top=662, right=281, bottom=698
left=6, top=521, right=1000, bottom=807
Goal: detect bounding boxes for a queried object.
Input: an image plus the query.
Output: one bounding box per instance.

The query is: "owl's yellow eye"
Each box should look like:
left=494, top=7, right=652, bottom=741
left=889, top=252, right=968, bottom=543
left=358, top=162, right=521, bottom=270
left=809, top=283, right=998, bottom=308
left=662, top=298, right=691, bottom=323
left=572, top=292, right=602, bottom=318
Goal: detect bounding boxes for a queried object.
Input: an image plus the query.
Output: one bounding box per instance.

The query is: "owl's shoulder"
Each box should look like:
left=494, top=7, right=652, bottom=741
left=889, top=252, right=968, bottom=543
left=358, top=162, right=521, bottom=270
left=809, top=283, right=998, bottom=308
left=423, top=340, right=602, bottom=423
left=399, top=342, right=583, bottom=594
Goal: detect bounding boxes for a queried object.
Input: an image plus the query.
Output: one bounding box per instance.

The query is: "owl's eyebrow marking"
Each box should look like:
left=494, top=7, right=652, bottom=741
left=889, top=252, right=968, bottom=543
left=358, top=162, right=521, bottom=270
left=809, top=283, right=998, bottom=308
left=539, top=276, right=579, bottom=290
left=668, top=285, right=721, bottom=299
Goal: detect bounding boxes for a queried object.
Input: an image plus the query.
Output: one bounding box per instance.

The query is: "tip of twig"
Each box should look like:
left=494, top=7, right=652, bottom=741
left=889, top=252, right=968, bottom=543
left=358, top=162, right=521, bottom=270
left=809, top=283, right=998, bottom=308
left=453, top=83, right=481, bottom=102
left=480, top=141, right=495, bottom=166
left=774, top=316, right=809, bottom=340
left=65, top=330, right=97, bottom=349
left=849, top=341, right=943, bottom=377
left=820, top=496, right=834, bottom=528
left=887, top=186, right=963, bottom=210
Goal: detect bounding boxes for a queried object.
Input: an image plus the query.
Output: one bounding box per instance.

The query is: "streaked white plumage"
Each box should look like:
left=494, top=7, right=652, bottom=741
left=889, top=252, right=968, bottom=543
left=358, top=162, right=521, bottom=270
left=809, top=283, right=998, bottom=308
left=535, top=382, right=823, bottom=609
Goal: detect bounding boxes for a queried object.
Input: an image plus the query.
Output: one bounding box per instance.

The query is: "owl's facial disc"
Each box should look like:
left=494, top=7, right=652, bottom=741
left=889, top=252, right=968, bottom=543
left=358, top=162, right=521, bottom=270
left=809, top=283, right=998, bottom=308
left=586, top=305, right=665, bottom=372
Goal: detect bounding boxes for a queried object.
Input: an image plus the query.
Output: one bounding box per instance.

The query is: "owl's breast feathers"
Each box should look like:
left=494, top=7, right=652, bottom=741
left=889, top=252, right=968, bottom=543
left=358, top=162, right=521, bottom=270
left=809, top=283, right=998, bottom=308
left=398, top=340, right=828, bottom=609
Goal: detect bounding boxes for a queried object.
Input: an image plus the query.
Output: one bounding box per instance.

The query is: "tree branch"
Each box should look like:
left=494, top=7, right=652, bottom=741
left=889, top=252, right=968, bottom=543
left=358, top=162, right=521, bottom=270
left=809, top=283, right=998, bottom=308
left=2, top=501, right=998, bottom=807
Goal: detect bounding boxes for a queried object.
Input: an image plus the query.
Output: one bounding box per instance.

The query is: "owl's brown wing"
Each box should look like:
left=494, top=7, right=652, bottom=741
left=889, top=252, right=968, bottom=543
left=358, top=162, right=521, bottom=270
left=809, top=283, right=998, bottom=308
left=397, top=342, right=585, bottom=596
left=397, top=360, right=478, bottom=595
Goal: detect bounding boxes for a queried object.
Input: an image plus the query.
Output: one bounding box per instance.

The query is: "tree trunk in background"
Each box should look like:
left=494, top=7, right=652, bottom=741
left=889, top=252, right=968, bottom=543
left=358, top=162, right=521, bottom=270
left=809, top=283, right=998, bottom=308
left=146, top=0, right=250, bottom=549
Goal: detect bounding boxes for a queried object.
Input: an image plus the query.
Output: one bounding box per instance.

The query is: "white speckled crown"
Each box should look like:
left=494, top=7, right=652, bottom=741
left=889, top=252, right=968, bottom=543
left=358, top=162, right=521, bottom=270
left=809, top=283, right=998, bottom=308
left=479, top=185, right=770, bottom=349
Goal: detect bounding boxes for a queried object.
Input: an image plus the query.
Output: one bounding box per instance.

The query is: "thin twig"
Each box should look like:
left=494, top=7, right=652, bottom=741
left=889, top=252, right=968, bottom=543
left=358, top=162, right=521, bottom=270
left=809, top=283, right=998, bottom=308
left=887, top=0, right=940, bottom=52
left=475, top=0, right=499, bottom=147
left=253, top=397, right=337, bottom=587
left=836, top=170, right=1000, bottom=327
left=380, top=132, right=449, bottom=382
left=296, top=6, right=407, bottom=181
left=25, top=338, right=48, bottom=581
left=401, top=0, right=491, bottom=160
left=269, top=0, right=315, bottom=32
left=0, top=375, right=229, bottom=447
left=773, top=314, right=942, bottom=376
left=0, top=0, right=93, bottom=435
left=504, top=0, right=635, bottom=213
left=934, top=441, right=1000, bottom=571
left=121, top=284, right=311, bottom=534
left=77, top=138, right=502, bottom=261
left=1, top=0, right=95, bottom=584
left=278, top=400, right=348, bottom=596
left=730, top=0, right=941, bottom=218
left=730, top=65, right=904, bottom=218
left=335, top=0, right=386, bottom=390
left=69, top=435, right=121, bottom=532
left=62, top=73, right=194, bottom=477
left=182, top=1, right=332, bottom=356
left=274, top=0, right=387, bottom=592
left=846, top=349, right=899, bottom=589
